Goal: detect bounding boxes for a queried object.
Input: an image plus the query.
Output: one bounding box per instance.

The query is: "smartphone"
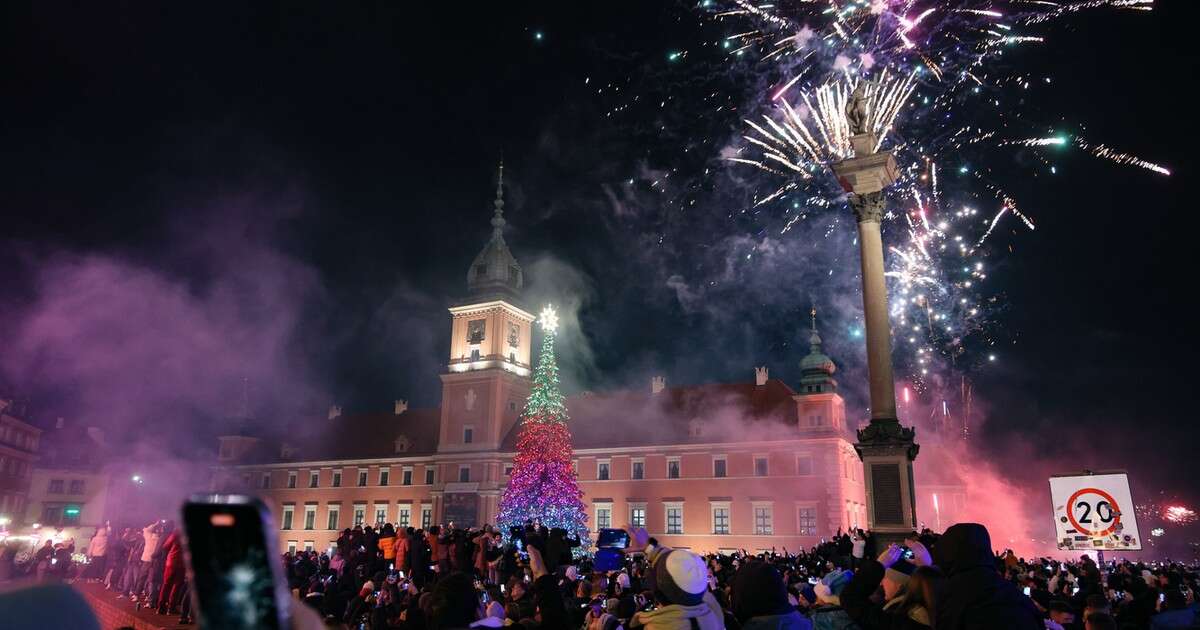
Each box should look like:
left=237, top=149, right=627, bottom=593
left=597, top=528, right=631, bottom=549
left=1160, top=593, right=1166, bottom=603
left=808, top=577, right=819, bottom=585
left=182, top=494, right=290, bottom=630
left=1023, top=586, right=1031, bottom=596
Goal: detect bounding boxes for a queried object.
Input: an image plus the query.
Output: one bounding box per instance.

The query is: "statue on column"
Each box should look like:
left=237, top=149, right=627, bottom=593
left=846, top=84, right=869, bottom=135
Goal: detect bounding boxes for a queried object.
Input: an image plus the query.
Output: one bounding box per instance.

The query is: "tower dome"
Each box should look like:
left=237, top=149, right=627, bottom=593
left=799, top=308, right=837, bottom=393
left=466, top=161, right=523, bottom=301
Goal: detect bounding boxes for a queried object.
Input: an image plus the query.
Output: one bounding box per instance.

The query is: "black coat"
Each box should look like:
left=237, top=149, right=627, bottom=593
left=839, top=559, right=930, bottom=630
left=932, top=523, right=1042, bottom=630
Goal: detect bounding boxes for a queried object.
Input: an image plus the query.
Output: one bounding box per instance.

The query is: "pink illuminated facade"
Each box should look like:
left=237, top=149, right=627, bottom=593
left=211, top=175, right=867, bottom=554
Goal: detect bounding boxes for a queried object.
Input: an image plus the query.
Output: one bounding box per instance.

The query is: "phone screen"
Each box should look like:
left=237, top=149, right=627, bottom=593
left=597, top=528, right=630, bottom=549
left=1023, top=586, right=1031, bottom=596
left=183, top=495, right=288, bottom=630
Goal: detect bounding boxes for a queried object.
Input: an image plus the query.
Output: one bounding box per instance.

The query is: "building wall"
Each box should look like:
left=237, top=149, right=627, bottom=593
left=24, top=468, right=110, bottom=529
left=222, top=435, right=866, bottom=554
left=0, top=412, right=41, bottom=525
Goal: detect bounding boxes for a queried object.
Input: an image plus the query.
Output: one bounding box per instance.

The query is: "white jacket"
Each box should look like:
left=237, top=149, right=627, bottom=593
left=88, top=529, right=108, bottom=557
left=141, top=525, right=161, bottom=562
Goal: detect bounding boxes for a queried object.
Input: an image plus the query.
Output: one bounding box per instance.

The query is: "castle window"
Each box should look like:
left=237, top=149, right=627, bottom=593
left=665, top=503, right=683, bottom=535
left=713, top=457, right=727, bottom=478
left=597, top=460, right=610, bottom=481
left=798, top=506, right=817, bottom=536
left=667, top=457, right=680, bottom=479
left=711, top=503, right=730, bottom=535
left=754, top=456, right=769, bottom=477
left=630, top=504, right=646, bottom=528
left=796, top=455, right=813, bottom=476
left=754, top=505, right=774, bottom=535
left=474, top=264, right=487, bottom=278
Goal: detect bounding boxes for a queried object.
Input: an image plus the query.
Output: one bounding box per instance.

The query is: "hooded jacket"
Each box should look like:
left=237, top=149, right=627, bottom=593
left=839, top=559, right=928, bottom=630
left=630, top=600, right=724, bottom=630
left=932, top=523, right=1041, bottom=630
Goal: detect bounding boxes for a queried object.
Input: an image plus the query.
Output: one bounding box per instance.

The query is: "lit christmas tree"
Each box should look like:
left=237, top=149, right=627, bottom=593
left=497, top=305, right=589, bottom=544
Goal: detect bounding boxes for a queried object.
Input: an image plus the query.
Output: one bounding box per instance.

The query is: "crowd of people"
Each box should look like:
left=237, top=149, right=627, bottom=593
left=4, top=519, right=1199, bottom=629
left=272, top=521, right=1199, bottom=630
left=0, top=519, right=194, bottom=624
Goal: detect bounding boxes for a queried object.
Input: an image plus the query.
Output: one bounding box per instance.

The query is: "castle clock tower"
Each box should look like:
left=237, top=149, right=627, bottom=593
left=438, top=162, right=534, bottom=457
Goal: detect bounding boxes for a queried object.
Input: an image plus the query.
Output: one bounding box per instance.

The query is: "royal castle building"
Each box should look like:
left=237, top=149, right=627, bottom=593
left=212, top=172, right=868, bottom=554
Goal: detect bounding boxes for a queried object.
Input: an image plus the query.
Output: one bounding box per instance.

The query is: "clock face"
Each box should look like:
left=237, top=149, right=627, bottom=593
left=467, top=319, right=485, bottom=344
left=507, top=322, right=520, bottom=347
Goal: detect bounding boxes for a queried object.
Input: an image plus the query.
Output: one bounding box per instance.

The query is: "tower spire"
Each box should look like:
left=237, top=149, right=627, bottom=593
left=491, top=159, right=506, bottom=237
left=799, top=305, right=837, bottom=393
left=809, top=306, right=822, bottom=352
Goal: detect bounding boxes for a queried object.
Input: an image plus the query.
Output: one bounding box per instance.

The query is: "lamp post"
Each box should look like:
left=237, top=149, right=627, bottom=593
left=831, top=85, right=919, bottom=543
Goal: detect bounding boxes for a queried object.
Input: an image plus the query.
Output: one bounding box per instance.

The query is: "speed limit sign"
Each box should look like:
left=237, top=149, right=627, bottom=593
left=1050, top=472, right=1141, bottom=551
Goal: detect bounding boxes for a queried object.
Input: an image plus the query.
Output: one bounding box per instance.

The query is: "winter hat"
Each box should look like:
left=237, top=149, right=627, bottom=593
left=649, top=548, right=708, bottom=606
left=731, top=562, right=793, bottom=621
left=565, top=565, right=579, bottom=581
left=799, top=584, right=818, bottom=606
left=359, top=581, right=375, bottom=596
left=885, top=559, right=916, bottom=586
left=814, top=568, right=853, bottom=603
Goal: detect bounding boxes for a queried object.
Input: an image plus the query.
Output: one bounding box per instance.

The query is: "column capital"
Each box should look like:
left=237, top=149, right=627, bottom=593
left=849, top=192, right=887, bottom=224
left=855, top=420, right=919, bottom=461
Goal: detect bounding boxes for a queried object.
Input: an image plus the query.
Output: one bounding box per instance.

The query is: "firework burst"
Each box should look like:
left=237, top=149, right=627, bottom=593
left=1165, top=505, right=1197, bottom=525
left=708, top=0, right=1165, bottom=383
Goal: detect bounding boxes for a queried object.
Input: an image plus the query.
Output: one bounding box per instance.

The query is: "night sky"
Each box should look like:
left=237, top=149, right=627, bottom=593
left=2, top=3, right=1197, bottom=527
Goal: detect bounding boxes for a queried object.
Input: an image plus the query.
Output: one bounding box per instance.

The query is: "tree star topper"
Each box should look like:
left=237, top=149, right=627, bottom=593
left=538, top=305, right=559, bottom=332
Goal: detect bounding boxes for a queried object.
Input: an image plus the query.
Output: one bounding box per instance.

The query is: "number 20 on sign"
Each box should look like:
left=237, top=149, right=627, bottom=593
left=1049, top=472, right=1142, bottom=551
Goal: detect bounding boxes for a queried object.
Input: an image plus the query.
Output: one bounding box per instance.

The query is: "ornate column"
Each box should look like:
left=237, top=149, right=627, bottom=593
left=832, top=118, right=919, bottom=541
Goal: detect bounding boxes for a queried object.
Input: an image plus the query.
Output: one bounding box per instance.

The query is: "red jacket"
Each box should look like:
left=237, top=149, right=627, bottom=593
left=160, top=530, right=185, bottom=575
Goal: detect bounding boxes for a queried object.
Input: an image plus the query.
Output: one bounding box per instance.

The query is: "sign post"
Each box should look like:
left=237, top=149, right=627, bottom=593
left=1049, top=471, right=1141, bottom=552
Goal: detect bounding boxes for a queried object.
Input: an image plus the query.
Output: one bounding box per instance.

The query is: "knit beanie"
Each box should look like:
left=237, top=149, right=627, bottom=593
left=885, top=559, right=916, bottom=586
left=649, top=548, right=708, bottom=606
left=814, top=568, right=853, bottom=604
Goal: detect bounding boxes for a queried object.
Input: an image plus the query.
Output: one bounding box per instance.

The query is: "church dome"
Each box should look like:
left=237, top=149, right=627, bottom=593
left=800, top=328, right=836, bottom=375
left=798, top=309, right=837, bottom=393
left=466, top=162, right=523, bottom=299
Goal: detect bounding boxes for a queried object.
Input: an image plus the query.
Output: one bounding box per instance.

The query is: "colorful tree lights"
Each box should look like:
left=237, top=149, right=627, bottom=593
left=496, top=305, right=589, bottom=543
